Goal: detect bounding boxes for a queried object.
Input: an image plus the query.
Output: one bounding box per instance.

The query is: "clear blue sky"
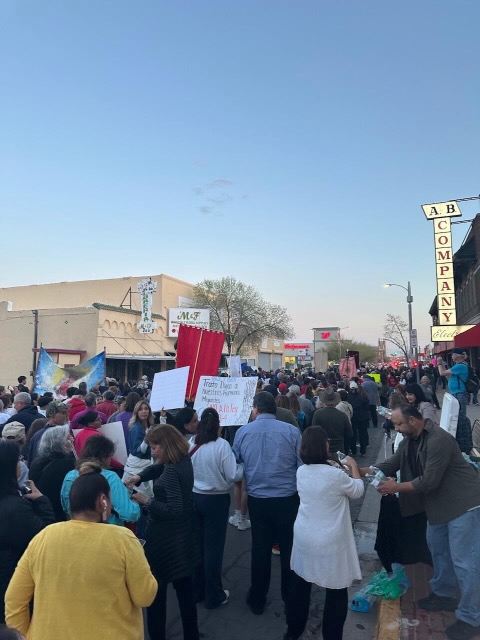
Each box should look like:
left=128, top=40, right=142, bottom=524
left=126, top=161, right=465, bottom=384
left=2, top=1, right=479, bottom=350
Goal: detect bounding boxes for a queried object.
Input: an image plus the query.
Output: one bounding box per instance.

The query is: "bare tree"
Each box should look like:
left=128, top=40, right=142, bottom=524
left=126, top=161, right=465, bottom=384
left=384, top=314, right=410, bottom=365
left=192, top=277, right=294, bottom=355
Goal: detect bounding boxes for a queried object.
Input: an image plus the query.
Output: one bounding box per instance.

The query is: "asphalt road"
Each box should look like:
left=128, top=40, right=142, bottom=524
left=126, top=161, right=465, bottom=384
left=147, top=423, right=386, bottom=640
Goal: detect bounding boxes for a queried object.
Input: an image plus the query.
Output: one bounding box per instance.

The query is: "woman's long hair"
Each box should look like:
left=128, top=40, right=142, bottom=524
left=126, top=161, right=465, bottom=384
left=300, top=427, right=334, bottom=465
left=77, top=435, right=115, bottom=468
left=69, top=460, right=110, bottom=515
left=405, top=383, right=426, bottom=406
left=194, top=408, right=220, bottom=446
left=173, top=407, right=196, bottom=435
left=128, top=401, right=154, bottom=430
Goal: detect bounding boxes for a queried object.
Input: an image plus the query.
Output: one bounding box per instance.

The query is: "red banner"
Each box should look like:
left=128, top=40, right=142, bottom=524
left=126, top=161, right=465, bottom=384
left=176, top=325, right=225, bottom=399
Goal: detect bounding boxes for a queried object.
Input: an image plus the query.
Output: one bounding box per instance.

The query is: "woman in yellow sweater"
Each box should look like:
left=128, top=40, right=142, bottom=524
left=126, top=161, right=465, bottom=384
left=5, top=461, right=158, bottom=640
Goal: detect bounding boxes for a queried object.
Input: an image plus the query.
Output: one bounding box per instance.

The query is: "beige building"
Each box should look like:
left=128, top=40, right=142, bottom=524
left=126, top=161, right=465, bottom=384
left=0, top=274, right=194, bottom=387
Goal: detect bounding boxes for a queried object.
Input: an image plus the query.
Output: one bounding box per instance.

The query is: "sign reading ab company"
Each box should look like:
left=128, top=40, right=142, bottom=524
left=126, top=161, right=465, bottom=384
left=421, top=201, right=473, bottom=342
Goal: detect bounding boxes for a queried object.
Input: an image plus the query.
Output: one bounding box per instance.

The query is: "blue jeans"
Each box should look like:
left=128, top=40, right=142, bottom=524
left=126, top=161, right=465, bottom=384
left=427, top=508, right=480, bottom=627
left=192, top=493, right=230, bottom=608
left=454, top=391, right=472, bottom=453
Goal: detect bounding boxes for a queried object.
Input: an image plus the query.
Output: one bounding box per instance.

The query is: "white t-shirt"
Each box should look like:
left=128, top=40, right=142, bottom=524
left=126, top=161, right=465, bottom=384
left=189, top=437, right=242, bottom=494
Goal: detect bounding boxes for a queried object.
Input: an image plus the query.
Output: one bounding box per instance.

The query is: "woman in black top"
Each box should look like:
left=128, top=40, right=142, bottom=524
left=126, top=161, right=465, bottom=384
left=29, top=425, right=76, bottom=521
left=0, top=440, right=54, bottom=623
left=125, top=424, right=199, bottom=640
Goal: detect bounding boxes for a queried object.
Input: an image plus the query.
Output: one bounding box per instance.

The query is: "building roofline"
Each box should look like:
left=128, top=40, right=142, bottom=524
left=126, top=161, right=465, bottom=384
left=92, top=302, right=166, bottom=320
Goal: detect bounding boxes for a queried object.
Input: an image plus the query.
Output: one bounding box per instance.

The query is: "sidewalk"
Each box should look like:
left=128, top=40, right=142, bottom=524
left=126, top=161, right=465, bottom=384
left=377, top=397, right=480, bottom=640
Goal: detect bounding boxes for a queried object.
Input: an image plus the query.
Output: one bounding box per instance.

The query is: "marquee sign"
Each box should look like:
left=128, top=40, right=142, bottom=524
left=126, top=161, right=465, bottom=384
left=422, top=201, right=472, bottom=342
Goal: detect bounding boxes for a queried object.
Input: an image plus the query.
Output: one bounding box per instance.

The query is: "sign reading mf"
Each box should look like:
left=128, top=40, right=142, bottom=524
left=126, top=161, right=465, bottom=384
left=421, top=201, right=461, bottom=336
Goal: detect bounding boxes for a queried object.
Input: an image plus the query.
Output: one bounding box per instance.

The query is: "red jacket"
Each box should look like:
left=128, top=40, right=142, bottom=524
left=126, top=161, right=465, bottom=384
left=67, top=397, right=86, bottom=421
left=95, top=400, right=117, bottom=418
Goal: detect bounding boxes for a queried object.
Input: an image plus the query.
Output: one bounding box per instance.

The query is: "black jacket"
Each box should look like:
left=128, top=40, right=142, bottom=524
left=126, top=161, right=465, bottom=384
left=139, top=456, right=198, bottom=582
left=29, top=455, right=76, bottom=522
left=348, top=391, right=370, bottom=422
left=2, top=405, right=40, bottom=435
left=0, top=493, right=54, bottom=622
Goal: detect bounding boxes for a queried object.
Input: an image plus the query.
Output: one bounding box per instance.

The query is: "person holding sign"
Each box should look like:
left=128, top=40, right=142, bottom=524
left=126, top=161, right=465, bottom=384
left=189, top=408, right=242, bottom=609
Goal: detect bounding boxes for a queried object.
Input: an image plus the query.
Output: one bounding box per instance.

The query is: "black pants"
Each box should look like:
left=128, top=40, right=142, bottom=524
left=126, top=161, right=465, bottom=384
left=369, top=404, right=378, bottom=427
left=350, top=419, right=369, bottom=455
left=192, top=493, right=230, bottom=608
left=147, top=574, right=199, bottom=640
left=286, top=572, right=348, bottom=640
left=247, top=493, right=299, bottom=606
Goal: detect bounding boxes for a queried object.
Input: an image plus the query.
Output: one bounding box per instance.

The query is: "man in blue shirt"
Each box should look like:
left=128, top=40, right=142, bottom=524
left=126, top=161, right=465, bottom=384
left=233, top=391, right=302, bottom=615
left=436, top=348, right=472, bottom=453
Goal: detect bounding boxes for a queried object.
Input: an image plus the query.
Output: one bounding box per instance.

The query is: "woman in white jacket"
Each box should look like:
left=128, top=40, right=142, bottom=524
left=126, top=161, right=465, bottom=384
left=189, top=408, right=242, bottom=609
left=284, top=427, right=364, bottom=640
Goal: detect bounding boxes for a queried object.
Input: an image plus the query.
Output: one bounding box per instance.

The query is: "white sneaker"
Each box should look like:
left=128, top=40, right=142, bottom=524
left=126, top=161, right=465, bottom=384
left=228, top=514, right=241, bottom=527
left=220, top=590, right=230, bottom=605
left=237, top=518, right=251, bottom=531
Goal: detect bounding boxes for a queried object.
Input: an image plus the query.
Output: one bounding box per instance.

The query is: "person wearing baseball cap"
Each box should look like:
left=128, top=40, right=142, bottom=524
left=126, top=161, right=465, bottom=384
left=436, top=349, right=472, bottom=453
left=2, top=422, right=25, bottom=442
left=2, top=421, right=28, bottom=493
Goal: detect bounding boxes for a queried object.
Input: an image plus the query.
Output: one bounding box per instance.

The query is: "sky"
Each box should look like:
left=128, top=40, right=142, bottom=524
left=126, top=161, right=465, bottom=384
left=1, top=0, right=479, bottom=352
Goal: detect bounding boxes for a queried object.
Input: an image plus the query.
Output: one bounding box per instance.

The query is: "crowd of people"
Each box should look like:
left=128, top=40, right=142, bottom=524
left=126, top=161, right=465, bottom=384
left=0, top=351, right=479, bottom=640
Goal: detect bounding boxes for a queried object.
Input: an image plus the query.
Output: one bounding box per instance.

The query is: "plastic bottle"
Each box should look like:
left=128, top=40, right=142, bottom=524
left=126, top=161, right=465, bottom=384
left=350, top=587, right=377, bottom=612
left=367, top=466, right=387, bottom=488
left=336, top=451, right=348, bottom=462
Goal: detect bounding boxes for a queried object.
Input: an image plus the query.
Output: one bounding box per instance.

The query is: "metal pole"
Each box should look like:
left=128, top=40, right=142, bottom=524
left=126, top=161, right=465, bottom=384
left=406, top=282, right=420, bottom=383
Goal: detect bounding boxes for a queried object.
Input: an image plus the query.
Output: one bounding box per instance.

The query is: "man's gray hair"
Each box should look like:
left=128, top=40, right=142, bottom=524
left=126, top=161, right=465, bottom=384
left=14, top=392, right=31, bottom=405
left=38, top=425, right=71, bottom=458
left=85, top=392, right=98, bottom=408
left=45, top=401, right=69, bottom=419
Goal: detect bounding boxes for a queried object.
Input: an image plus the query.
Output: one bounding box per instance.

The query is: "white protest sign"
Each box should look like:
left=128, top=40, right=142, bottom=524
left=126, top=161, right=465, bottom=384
left=227, top=355, right=242, bottom=378
left=194, top=376, right=258, bottom=427
left=99, top=421, right=128, bottom=466
left=149, top=367, right=190, bottom=411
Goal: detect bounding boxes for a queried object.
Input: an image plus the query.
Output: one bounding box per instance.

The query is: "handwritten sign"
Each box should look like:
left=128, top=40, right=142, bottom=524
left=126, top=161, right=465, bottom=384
left=149, top=367, right=190, bottom=411
left=194, top=376, right=258, bottom=427
left=99, top=421, right=128, bottom=466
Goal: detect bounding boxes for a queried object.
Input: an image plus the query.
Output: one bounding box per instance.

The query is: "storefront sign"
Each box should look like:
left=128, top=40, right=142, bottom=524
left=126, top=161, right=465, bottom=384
left=137, top=278, right=157, bottom=334
left=168, top=308, right=210, bottom=336
left=313, top=327, right=340, bottom=342
left=423, top=201, right=464, bottom=341
left=284, top=343, right=311, bottom=350
left=430, top=325, right=474, bottom=341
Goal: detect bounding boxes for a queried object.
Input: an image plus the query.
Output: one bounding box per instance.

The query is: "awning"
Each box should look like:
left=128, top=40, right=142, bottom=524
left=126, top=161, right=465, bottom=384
left=454, top=324, right=480, bottom=349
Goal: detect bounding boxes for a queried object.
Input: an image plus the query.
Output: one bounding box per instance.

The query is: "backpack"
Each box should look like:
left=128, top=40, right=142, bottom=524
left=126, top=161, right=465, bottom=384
left=456, top=365, right=480, bottom=394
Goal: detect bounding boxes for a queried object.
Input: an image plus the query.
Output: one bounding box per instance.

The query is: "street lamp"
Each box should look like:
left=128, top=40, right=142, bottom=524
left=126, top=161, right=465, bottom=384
left=338, top=326, right=350, bottom=362
left=384, top=281, right=419, bottom=382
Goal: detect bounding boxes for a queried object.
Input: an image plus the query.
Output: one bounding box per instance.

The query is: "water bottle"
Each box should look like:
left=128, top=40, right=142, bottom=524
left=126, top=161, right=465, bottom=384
left=377, top=406, right=392, bottom=418
left=368, top=466, right=387, bottom=488
left=336, top=451, right=348, bottom=462
left=350, top=587, right=377, bottom=612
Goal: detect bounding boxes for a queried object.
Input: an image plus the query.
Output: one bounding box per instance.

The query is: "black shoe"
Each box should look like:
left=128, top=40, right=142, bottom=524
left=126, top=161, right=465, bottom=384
left=246, top=592, right=265, bottom=615
left=445, top=620, right=480, bottom=640
left=283, top=633, right=300, bottom=640
left=418, top=592, right=457, bottom=612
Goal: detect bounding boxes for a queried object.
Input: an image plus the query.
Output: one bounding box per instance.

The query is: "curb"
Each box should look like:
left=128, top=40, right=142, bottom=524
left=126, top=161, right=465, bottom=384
left=376, top=598, right=401, bottom=640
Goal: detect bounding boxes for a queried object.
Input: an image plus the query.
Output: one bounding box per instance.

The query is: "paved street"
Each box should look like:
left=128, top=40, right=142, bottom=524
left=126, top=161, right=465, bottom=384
left=152, top=423, right=387, bottom=640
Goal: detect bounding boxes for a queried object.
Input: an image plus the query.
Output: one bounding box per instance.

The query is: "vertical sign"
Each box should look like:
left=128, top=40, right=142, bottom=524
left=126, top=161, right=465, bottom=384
left=137, top=278, right=157, bottom=334
left=421, top=201, right=473, bottom=341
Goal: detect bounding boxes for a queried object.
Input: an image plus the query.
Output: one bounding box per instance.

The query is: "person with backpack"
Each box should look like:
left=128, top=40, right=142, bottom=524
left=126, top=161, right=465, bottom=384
left=436, top=349, right=477, bottom=453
